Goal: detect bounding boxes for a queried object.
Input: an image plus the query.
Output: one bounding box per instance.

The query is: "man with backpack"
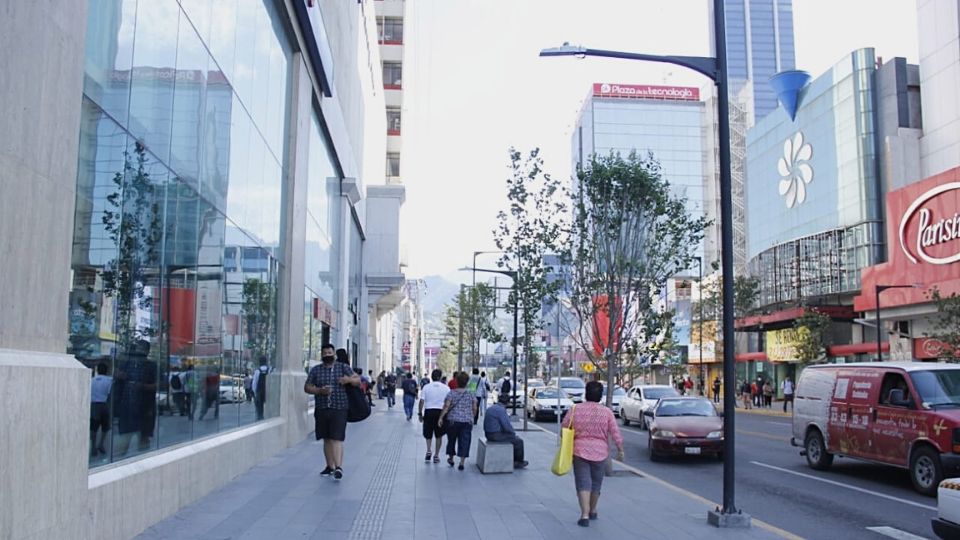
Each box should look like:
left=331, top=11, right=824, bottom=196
left=384, top=371, right=398, bottom=408
left=169, top=367, right=187, bottom=416
left=252, top=356, right=270, bottom=420
left=466, top=368, right=484, bottom=425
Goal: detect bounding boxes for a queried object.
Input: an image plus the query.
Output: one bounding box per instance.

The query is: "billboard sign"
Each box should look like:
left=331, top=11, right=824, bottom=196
left=593, top=83, right=699, bottom=101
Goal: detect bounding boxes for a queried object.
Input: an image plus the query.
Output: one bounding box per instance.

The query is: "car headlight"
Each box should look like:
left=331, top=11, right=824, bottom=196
left=706, top=431, right=723, bottom=439
left=653, top=430, right=675, bottom=439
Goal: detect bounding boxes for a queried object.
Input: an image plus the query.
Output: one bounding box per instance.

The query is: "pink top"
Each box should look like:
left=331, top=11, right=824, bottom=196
left=562, top=402, right=624, bottom=462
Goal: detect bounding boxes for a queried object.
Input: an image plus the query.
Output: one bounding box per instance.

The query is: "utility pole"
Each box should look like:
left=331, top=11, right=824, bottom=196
left=457, top=284, right=465, bottom=372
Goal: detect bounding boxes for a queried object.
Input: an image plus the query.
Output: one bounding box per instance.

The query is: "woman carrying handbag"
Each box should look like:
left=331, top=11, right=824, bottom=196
left=560, top=381, right=624, bottom=527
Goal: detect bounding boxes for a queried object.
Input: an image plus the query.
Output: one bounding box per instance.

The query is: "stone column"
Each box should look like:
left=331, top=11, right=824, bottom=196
left=276, top=53, right=313, bottom=446
left=0, top=1, right=92, bottom=539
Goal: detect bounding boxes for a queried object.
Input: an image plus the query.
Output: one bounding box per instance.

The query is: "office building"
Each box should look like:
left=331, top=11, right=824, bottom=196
left=0, top=1, right=406, bottom=538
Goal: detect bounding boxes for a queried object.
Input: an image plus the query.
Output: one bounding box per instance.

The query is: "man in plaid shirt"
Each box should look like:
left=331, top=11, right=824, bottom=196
left=305, top=343, right=360, bottom=480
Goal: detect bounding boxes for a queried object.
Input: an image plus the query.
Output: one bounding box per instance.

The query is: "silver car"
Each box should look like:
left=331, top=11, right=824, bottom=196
left=619, top=384, right=681, bottom=429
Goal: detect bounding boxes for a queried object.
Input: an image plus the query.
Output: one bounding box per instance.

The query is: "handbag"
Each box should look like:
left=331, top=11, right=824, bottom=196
left=551, top=405, right=575, bottom=476
left=344, top=366, right=371, bottom=422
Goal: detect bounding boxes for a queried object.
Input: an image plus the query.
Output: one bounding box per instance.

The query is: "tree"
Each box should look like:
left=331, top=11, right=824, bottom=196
left=459, top=283, right=503, bottom=368
left=924, top=287, right=960, bottom=360
left=493, top=148, right=569, bottom=389
left=101, top=141, right=164, bottom=351
left=563, top=151, right=709, bottom=400
left=793, top=308, right=832, bottom=364
left=242, top=278, right=276, bottom=362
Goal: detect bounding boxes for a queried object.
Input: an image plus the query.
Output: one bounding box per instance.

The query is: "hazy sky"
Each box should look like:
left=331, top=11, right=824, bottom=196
left=399, top=0, right=919, bottom=283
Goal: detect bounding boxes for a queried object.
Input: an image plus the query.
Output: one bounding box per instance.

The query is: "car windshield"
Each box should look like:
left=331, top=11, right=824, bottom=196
left=528, top=380, right=545, bottom=388
left=656, top=399, right=716, bottom=417
left=560, top=379, right=585, bottom=389
left=644, top=388, right=680, bottom=400
left=537, top=389, right=565, bottom=399
left=910, top=370, right=960, bottom=408
left=603, top=387, right=626, bottom=396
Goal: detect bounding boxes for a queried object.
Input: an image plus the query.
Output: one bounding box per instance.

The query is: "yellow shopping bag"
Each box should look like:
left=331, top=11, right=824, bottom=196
left=551, top=406, right=575, bottom=476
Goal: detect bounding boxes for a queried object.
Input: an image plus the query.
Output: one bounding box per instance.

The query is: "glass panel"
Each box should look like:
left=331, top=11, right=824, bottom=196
left=169, top=13, right=209, bottom=192
left=83, top=0, right=136, bottom=124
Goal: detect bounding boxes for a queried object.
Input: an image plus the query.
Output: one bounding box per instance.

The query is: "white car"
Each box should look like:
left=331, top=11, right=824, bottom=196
left=219, top=382, right=245, bottom=403
left=558, top=377, right=586, bottom=402
left=601, top=385, right=627, bottom=416
left=526, top=387, right=574, bottom=421
left=934, top=479, right=960, bottom=538
left=620, top=385, right=681, bottom=429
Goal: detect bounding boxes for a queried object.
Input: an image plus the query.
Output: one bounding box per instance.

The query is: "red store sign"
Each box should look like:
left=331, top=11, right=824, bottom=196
left=593, top=83, right=700, bottom=101
left=855, top=166, right=960, bottom=313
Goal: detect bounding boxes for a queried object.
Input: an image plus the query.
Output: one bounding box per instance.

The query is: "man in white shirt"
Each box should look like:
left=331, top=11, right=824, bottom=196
left=781, top=377, right=795, bottom=412
left=90, top=362, right=113, bottom=456
left=418, top=369, right=450, bottom=463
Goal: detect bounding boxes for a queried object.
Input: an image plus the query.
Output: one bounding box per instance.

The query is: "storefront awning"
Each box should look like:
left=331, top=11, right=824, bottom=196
left=735, top=352, right=768, bottom=362
left=826, top=342, right=889, bottom=356
left=735, top=305, right=855, bottom=331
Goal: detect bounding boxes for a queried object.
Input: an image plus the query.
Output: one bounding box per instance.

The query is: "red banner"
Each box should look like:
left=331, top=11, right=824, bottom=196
left=593, top=83, right=700, bottom=101
left=592, top=295, right=623, bottom=356
left=914, top=337, right=958, bottom=359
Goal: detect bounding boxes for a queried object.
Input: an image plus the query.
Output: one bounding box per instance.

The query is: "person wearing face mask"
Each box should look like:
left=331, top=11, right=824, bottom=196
left=305, top=343, right=361, bottom=480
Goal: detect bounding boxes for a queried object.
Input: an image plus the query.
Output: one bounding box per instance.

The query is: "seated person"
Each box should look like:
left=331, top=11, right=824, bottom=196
left=483, top=393, right=528, bottom=469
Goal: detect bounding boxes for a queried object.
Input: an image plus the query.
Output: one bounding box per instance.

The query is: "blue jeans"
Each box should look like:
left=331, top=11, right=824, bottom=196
left=386, top=390, right=395, bottom=407
left=445, top=421, right=473, bottom=458
left=403, top=394, right=415, bottom=419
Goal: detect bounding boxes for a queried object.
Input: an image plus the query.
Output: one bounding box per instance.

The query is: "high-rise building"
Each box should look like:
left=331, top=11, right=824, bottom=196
left=375, top=0, right=408, bottom=184
left=724, top=0, right=796, bottom=121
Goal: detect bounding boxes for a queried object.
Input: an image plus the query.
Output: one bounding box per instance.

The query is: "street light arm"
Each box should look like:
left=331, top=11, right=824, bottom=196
left=539, top=46, right=718, bottom=80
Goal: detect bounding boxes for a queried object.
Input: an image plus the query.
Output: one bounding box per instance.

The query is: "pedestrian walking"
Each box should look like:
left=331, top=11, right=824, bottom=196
left=362, top=370, right=375, bottom=407
left=169, top=367, right=187, bottom=415
left=401, top=372, right=419, bottom=421
left=498, top=371, right=511, bottom=399
left=384, top=371, right=397, bottom=408
left=740, top=380, right=753, bottom=410
left=419, top=372, right=430, bottom=389
left=448, top=371, right=459, bottom=390
left=484, top=393, right=527, bottom=468
left=751, top=379, right=760, bottom=407
left=763, top=380, right=773, bottom=408
left=562, top=381, right=624, bottom=527
left=418, top=369, right=449, bottom=463
left=782, top=376, right=795, bottom=412
left=438, top=371, right=477, bottom=470
left=467, top=368, right=483, bottom=425
left=243, top=370, right=253, bottom=403
left=252, top=357, right=270, bottom=421
left=478, top=371, right=491, bottom=418
left=712, top=377, right=721, bottom=404
left=336, top=348, right=350, bottom=365
left=90, top=362, right=112, bottom=457
left=304, top=343, right=361, bottom=480
left=377, top=371, right=386, bottom=399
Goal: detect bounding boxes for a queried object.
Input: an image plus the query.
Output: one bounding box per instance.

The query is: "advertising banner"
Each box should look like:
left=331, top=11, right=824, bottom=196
left=593, top=83, right=700, bottom=101
left=766, top=328, right=803, bottom=362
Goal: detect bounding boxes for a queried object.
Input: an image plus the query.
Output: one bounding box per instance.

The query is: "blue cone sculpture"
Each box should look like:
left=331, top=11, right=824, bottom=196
left=769, top=70, right=811, bottom=121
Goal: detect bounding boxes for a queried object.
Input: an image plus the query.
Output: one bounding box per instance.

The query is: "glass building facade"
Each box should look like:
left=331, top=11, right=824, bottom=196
left=724, top=0, right=796, bottom=120
left=745, top=48, right=884, bottom=308
left=68, top=0, right=332, bottom=467
left=575, top=96, right=707, bottom=266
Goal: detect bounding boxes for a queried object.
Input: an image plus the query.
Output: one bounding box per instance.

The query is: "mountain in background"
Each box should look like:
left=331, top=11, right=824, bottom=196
left=420, top=274, right=460, bottom=315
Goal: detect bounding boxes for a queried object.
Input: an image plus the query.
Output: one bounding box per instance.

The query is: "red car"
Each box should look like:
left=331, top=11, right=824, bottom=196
left=645, top=397, right=724, bottom=461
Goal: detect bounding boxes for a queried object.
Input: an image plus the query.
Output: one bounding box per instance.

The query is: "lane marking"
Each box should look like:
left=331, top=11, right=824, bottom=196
left=738, top=429, right=791, bottom=443
left=525, top=422, right=804, bottom=540
left=865, top=526, right=931, bottom=540
left=750, top=461, right=936, bottom=511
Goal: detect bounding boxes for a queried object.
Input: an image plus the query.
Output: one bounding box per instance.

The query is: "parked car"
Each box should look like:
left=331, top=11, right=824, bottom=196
left=791, top=362, right=960, bottom=496
left=933, top=479, right=960, bottom=539
left=600, top=384, right=627, bottom=416
left=526, top=387, right=574, bottom=421
left=645, top=397, right=723, bottom=461
left=620, top=384, right=681, bottom=429
left=219, top=379, right=245, bottom=403
left=558, top=377, right=587, bottom=403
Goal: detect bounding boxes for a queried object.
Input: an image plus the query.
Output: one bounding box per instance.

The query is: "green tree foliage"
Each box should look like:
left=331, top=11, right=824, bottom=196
left=793, top=308, right=832, bottom=364
left=924, top=287, right=960, bottom=360
left=242, top=278, right=276, bottom=361
left=493, top=148, right=568, bottom=382
left=100, top=142, right=163, bottom=350
left=564, top=151, right=710, bottom=391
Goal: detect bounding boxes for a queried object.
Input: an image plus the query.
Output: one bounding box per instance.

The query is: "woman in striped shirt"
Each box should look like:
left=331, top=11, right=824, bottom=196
left=561, top=380, right=624, bottom=527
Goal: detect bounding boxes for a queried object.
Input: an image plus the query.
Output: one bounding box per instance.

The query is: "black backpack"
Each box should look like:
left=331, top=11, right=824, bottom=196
left=255, top=369, right=268, bottom=403
left=170, top=373, right=183, bottom=391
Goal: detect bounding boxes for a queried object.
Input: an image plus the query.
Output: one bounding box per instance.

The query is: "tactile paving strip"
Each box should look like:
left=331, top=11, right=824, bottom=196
left=347, top=424, right=404, bottom=539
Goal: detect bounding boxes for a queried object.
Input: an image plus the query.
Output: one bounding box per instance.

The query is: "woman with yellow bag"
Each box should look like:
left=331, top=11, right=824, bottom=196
left=560, top=381, right=624, bottom=527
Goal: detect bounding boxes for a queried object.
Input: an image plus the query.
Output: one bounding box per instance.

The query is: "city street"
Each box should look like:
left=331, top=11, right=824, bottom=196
left=532, top=409, right=936, bottom=540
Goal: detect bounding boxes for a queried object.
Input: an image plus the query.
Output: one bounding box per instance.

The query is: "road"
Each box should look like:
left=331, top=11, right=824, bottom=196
left=529, top=409, right=937, bottom=540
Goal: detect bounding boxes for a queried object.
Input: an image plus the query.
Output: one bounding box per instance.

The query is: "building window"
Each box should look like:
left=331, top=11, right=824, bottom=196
left=386, top=152, right=400, bottom=178
left=386, top=108, right=401, bottom=135
left=377, top=17, right=403, bottom=44
left=383, top=62, right=402, bottom=89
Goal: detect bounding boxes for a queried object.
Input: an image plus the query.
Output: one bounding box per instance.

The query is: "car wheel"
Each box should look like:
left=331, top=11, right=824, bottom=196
left=804, top=429, right=833, bottom=471
left=910, top=446, right=943, bottom=497
left=648, top=434, right=660, bottom=462
left=622, top=414, right=630, bottom=426
left=640, top=415, right=647, bottom=431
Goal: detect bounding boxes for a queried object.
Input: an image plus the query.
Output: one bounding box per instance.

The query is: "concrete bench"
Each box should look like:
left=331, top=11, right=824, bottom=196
left=476, top=438, right=513, bottom=474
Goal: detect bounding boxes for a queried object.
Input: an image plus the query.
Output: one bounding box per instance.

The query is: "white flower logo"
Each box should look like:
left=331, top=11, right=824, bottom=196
left=777, top=131, right=813, bottom=208
left=600, top=83, right=611, bottom=93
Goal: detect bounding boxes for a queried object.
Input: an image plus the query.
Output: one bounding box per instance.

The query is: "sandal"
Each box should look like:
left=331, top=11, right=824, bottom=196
left=432, top=456, right=440, bottom=464
left=424, top=452, right=432, bottom=462
left=447, top=457, right=454, bottom=467
left=458, top=463, right=465, bottom=471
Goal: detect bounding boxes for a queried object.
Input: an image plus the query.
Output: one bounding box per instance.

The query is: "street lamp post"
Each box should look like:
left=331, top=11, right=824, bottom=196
left=875, top=284, right=923, bottom=362
left=473, top=250, right=504, bottom=369
left=540, top=0, right=746, bottom=526
left=694, top=256, right=704, bottom=396
left=461, top=266, right=520, bottom=419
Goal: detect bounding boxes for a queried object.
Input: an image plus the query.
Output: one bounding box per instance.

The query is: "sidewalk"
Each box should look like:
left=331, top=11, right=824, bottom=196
left=134, top=402, right=796, bottom=540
